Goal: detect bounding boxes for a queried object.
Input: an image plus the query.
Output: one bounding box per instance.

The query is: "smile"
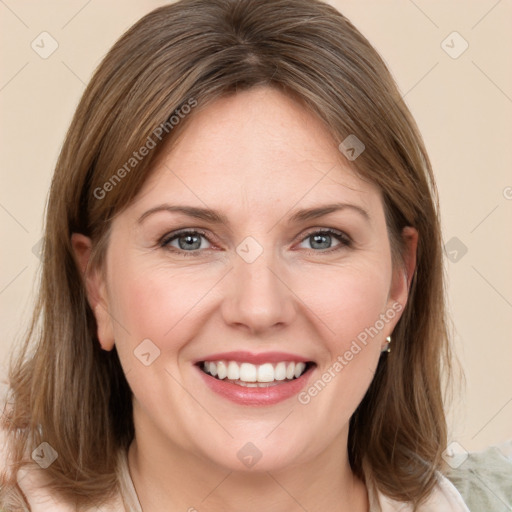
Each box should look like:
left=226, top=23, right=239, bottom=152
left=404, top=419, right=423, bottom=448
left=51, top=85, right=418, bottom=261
left=199, top=360, right=311, bottom=387
left=195, top=352, right=316, bottom=406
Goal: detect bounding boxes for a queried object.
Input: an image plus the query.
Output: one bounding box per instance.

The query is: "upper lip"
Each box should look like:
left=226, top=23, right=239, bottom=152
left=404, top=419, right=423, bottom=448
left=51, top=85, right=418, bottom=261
left=195, top=351, right=313, bottom=365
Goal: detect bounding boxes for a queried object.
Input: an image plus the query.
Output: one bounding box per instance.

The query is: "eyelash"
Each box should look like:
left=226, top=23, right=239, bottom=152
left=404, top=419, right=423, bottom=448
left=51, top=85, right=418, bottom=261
left=159, top=228, right=352, bottom=257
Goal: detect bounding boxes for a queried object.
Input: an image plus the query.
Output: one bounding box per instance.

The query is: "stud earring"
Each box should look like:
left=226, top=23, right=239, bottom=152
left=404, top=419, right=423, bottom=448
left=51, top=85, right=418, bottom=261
left=383, top=335, right=391, bottom=353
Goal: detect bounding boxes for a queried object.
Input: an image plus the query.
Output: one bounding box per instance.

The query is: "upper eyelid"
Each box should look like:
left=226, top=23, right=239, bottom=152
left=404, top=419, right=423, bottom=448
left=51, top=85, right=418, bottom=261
left=160, top=228, right=212, bottom=245
left=297, top=228, right=352, bottom=248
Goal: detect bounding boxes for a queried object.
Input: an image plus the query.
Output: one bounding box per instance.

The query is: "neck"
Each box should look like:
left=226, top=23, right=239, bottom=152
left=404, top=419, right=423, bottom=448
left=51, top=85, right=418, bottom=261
left=127, top=419, right=369, bottom=512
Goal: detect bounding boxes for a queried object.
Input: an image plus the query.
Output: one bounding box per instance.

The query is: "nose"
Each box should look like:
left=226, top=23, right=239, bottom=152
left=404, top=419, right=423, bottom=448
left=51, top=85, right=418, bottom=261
left=220, top=249, right=297, bottom=335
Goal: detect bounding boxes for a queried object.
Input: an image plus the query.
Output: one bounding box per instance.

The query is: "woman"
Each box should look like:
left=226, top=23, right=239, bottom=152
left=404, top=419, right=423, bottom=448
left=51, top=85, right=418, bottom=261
left=0, top=0, right=470, bottom=510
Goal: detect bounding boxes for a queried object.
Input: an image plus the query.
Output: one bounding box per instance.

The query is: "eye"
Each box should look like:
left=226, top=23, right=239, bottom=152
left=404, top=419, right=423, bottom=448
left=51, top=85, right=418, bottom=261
left=297, top=229, right=351, bottom=252
left=160, top=230, right=212, bottom=253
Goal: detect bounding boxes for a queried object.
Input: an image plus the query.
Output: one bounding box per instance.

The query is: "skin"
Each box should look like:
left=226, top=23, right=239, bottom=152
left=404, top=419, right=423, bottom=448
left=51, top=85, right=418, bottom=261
left=72, top=86, right=417, bottom=512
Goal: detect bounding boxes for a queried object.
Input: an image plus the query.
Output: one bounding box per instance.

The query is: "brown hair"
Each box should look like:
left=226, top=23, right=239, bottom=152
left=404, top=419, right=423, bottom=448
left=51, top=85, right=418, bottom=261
left=1, top=0, right=451, bottom=509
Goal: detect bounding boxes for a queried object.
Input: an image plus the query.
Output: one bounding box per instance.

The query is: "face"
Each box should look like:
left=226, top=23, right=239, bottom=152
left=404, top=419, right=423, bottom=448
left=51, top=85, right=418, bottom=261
left=75, top=87, right=415, bottom=473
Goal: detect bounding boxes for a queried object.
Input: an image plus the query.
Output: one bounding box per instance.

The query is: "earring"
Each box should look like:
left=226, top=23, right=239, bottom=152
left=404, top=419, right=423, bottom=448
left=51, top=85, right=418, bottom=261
left=383, top=335, right=391, bottom=353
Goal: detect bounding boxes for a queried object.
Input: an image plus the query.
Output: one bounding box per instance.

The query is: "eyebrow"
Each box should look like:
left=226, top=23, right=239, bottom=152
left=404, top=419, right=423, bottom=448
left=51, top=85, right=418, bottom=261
left=137, top=205, right=229, bottom=225
left=287, top=203, right=370, bottom=223
left=137, top=202, right=370, bottom=226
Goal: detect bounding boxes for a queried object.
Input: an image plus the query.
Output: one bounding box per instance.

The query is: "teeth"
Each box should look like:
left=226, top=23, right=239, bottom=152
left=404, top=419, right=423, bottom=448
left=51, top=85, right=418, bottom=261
left=294, top=362, right=306, bottom=378
left=227, top=361, right=239, bottom=380
left=275, top=362, right=287, bottom=381
left=201, top=360, right=309, bottom=383
left=208, top=361, right=217, bottom=377
left=257, top=363, right=274, bottom=383
left=240, top=362, right=257, bottom=382
left=237, top=381, right=280, bottom=388
left=216, top=361, right=227, bottom=380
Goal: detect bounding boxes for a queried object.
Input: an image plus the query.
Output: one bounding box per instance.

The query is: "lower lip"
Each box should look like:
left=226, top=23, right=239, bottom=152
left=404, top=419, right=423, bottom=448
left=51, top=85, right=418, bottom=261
left=196, top=365, right=315, bottom=406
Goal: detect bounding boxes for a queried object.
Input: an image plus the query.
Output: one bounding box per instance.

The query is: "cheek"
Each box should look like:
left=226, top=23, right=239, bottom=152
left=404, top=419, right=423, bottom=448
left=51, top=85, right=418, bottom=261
left=107, top=259, right=219, bottom=351
left=300, top=261, right=391, bottom=345
left=291, top=263, right=392, bottom=440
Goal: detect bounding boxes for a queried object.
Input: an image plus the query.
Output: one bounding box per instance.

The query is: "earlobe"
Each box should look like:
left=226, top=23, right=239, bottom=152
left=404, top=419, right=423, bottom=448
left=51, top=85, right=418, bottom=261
left=93, top=304, right=116, bottom=352
left=70, top=233, right=115, bottom=352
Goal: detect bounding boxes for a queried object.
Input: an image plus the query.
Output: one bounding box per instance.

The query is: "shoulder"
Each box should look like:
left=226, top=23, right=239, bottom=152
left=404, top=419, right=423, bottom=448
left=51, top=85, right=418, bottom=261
left=0, top=377, right=62, bottom=511
left=373, top=473, right=470, bottom=512
left=445, top=440, right=512, bottom=512
left=1, top=453, right=126, bottom=512
left=1, top=377, right=125, bottom=512
left=2, top=459, right=125, bottom=512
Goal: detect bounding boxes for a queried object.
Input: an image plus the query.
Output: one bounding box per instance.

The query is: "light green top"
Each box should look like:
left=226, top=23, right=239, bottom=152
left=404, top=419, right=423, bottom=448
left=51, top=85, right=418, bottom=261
left=445, top=441, right=512, bottom=512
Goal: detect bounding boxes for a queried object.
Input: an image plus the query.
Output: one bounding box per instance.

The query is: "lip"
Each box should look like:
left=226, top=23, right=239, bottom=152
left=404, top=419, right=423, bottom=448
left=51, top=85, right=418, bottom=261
left=195, top=361, right=315, bottom=406
left=195, top=351, right=312, bottom=365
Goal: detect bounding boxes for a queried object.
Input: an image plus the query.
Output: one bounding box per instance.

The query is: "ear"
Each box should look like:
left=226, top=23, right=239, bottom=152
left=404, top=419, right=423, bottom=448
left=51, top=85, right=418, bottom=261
left=71, top=233, right=115, bottom=351
left=398, top=226, right=418, bottom=292
left=384, top=226, right=418, bottom=345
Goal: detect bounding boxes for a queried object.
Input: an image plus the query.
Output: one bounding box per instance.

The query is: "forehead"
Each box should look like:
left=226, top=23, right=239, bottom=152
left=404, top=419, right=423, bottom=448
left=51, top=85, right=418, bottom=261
left=128, top=87, right=381, bottom=219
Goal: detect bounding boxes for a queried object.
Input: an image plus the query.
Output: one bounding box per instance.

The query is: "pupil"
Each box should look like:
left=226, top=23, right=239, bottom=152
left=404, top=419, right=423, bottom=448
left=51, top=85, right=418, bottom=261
left=179, top=234, right=201, bottom=250
left=311, top=234, right=330, bottom=250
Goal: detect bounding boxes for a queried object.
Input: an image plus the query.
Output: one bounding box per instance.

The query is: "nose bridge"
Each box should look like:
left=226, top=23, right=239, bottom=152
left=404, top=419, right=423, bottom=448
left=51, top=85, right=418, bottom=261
left=222, top=239, right=295, bottom=333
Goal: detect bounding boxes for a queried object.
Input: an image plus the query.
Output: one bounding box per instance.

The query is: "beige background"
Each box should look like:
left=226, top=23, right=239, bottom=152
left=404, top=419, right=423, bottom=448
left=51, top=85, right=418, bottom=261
left=1, top=1, right=511, bottom=453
